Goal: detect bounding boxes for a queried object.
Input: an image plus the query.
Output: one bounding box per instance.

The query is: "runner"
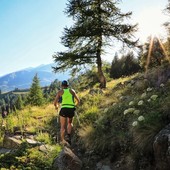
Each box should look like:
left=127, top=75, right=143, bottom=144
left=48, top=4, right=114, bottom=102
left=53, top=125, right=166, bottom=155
left=54, top=80, right=80, bottom=145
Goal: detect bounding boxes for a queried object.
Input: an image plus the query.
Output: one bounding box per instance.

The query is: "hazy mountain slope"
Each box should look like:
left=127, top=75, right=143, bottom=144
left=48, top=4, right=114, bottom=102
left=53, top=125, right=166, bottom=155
left=0, top=63, right=70, bottom=92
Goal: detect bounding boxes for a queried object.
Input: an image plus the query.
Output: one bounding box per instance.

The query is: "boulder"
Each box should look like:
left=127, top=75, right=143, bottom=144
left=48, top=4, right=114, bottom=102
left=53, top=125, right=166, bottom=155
left=39, top=144, right=53, bottom=153
left=0, top=147, right=13, bottom=154
left=25, top=138, right=42, bottom=146
left=3, top=135, right=22, bottom=149
left=52, top=146, right=82, bottom=170
left=153, top=123, right=170, bottom=170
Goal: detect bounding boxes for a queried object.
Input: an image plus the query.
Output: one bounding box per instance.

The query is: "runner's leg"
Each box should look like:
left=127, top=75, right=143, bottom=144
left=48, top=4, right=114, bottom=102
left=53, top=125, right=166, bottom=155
left=60, top=116, right=66, bottom=142
left=67, top=117, right=73, bottom=135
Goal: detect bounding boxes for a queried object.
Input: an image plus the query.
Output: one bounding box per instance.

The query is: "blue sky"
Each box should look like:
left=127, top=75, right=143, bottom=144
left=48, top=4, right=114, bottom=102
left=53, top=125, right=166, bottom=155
left=0, top=0, right=169, bottom=76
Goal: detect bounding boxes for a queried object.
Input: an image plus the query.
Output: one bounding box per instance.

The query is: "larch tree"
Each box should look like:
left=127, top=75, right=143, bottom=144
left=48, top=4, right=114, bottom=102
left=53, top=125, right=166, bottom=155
left=15, top=95, right=23, bottom=110
left=53, top=0, right=137, bottom=88
left=27, top=74, right=44, bottom=106
left=164, top=0, right=170, bottom=59
left=140, top=36, right=167, bottom=70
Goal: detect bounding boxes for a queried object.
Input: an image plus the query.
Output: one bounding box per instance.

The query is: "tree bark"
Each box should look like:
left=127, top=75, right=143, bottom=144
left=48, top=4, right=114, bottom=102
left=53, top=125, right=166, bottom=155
left=96, top=0, right=106, bottom=89
left=97, top=55, right=106, bottom=88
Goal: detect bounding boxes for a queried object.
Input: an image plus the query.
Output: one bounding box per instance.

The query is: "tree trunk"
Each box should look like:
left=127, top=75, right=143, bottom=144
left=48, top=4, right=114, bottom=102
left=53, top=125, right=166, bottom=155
left=96, top=0, right=106, bottom=88
left=97, top=54, right=106, bottom=88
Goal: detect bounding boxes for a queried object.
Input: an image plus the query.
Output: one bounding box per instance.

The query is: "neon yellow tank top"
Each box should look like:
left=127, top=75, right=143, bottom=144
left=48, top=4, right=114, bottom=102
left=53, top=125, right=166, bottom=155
left=61, top=88, right=75, bottom=108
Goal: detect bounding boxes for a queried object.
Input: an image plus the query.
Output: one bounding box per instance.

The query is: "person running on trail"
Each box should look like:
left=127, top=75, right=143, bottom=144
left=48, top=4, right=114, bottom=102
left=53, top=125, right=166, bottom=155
left=54, top=80, right=80, bottom=145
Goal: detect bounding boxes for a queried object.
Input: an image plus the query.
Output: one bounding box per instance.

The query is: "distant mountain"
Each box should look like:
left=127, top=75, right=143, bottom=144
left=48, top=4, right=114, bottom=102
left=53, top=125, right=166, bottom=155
left=0, top=63, right=70, bottom=92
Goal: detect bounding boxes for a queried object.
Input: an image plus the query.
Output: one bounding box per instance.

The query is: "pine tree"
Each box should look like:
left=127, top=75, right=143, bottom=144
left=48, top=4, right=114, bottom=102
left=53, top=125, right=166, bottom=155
left=164, top=0, right=170, bottom=60
left=15, top=95, right=23, bottom=110
left=110, top=52, right=141, bottom=78
left=140, top=36, right=167, bottom=70
left=27, top=74, right=44, bottom=106
left=53, top=0, right=137, bottom=88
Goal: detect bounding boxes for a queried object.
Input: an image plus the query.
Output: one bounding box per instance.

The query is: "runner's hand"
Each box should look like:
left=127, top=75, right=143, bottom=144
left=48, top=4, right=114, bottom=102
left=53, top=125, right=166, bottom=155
left=55, top=104, right=59, bottom=110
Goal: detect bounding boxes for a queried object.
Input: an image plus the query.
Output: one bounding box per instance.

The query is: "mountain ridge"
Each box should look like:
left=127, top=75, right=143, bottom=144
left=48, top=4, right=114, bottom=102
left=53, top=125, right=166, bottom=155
left=0, top=63, right=70, bottom=92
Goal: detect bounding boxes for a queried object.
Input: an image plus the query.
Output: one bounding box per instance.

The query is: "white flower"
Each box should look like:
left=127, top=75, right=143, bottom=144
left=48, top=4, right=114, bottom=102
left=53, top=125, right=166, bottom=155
left=150, top=95, right=158, bottom=100
left=147, top=87, right=153, bottom=92
left=119, top=96, right=124, bottom=100
left=124, top=109, right=129, bottom=115
left=160, top=83, right=164, bottom=87
left=128, top=108, right=136, bottom=113
left=138, top=100, right=144, bottom=105
left=104, top=108, right=109, bottom=113
left=147, top=99, right=151, bottom=102
left=123, top=108, right=135, bottom=115
left=141, top=92, right=147, bottom=99
left=132, top=121, right=138, bottom=127
left=134, top=110, right=140, bottom=115
left=138, top=115, right=145, bottom=121
left=129, top=101, right=134, bottom=106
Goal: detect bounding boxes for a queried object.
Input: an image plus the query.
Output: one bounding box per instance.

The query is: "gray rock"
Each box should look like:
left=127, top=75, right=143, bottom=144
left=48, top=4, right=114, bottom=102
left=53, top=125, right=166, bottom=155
left=101, top=165, right=112, bottom=170
left=39, top=144, right=53, bottom=153
left=0, top=147, right=13, bottom=154
left=25, top=138, right=42, bottom=146
left=52, top=146, right=82, bottom=170
left=153, top=123, right=170, bottom=170
left=3, top=135, right=22, bottom=149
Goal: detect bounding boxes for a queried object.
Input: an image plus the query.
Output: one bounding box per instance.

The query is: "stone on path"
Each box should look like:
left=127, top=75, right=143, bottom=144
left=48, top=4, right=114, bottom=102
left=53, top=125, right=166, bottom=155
left=52, top=146, right=82, bottom=170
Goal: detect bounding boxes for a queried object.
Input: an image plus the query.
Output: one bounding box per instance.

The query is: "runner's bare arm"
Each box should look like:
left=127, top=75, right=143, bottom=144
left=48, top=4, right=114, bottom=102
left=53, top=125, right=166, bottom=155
left=54, top=91, right=61, bottom=109
left=70, top=89, right=80, bottom=105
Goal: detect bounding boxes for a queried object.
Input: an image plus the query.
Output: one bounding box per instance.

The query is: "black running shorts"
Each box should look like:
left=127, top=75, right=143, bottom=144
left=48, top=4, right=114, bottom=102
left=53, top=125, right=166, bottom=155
left=59, top=108, right=75, bottom=118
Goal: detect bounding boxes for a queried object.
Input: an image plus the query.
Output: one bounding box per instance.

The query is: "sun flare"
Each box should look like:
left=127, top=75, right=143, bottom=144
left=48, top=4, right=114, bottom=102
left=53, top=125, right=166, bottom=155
left=137, top=7, right=168, bottom=42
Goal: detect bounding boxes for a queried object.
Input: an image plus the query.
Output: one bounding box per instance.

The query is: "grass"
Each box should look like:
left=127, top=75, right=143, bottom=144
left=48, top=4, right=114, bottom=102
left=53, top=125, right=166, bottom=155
left=2, top=104, right=56, bottom=135
left=0, top=142, right=61, bottom=169
left=76, top=67, right=170, bottom=167
left=1, top=65, right=170, bottom=169
left=0, top=104, right=61, bottom=169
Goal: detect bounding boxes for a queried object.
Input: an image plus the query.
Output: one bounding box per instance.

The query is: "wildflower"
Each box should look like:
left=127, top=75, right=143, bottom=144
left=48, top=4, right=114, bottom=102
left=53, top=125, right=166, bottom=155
left=160, top=83, right=164, bottom=87
left=132, top=121, right=138, bottom=127
left=138, top=115, right=145, bottom=121
left=123, top=108, right=135, bottom=115
left=147, top=99, right=151, bottom=102
left=104, top=108, right=109, bottom=113
left=134, top=110, right=140, bottom=115
left=129, top=101, right=134, bottom=106
left=119, top=96, right=124, bottom=100
left=141, top=92, right=147, bottom=99
left=128, top=108, right=135, bottom=113
left=147, top=87, right=153, bottom=92
left=150, top=95, right=158, bottom=100
left=138, top=100, right=144, bottom=105
left=124, top=109, right=129, bottom=115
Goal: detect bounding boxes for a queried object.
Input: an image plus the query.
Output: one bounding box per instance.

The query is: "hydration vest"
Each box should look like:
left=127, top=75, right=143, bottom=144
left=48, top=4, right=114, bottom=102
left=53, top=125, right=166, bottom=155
left=61, top=88, right=75, bottom=108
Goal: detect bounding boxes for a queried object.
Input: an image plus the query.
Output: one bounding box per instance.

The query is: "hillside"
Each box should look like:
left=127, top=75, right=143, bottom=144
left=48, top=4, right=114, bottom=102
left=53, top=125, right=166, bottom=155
left=75, top=65, right=170, bottom=169
left=0, top=64, right=170, bottom=169
left=0, top=63, right=70, bottom=92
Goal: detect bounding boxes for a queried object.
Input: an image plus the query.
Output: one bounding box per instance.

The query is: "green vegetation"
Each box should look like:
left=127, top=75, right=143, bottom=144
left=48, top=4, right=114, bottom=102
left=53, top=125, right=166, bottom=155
left=0, top=104, right=61, bottom=169
left=75, top=64, right=170, bottom=168
left=0, top=64, right=170, bottom=169
left=0, top=0, right=170, bottom=169
left=53, top=0, right=137, bottom=88
left=0, top=142, right=61, bottom=169
left=27, top=74, right=45, bottom=106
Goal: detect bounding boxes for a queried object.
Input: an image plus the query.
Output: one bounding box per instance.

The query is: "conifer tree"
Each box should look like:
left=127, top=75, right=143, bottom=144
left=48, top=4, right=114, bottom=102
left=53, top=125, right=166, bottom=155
left=15, top=95, right=23, bottom=110
left=164, top=0, right=170, bottom=59
left=27, top=74, right=44, bottom=106
left=53, top=0, right=137, bottom=88
left=140, top=36, right=167, bottom=70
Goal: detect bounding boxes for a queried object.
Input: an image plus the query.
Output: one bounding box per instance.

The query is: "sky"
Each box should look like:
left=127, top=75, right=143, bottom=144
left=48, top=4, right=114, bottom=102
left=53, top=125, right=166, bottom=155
left=0, top=0, right=169, bottom=77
